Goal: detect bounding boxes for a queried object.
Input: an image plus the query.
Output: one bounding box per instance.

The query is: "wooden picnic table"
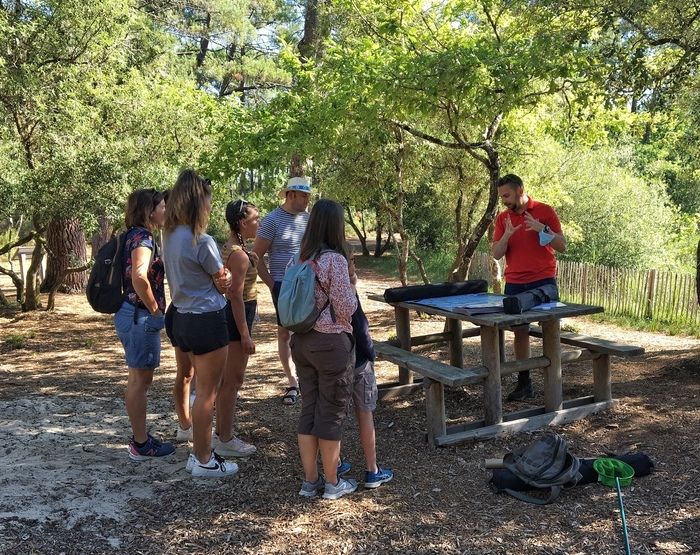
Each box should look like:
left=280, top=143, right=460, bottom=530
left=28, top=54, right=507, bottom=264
left=370, top=293, right=643, bottom=445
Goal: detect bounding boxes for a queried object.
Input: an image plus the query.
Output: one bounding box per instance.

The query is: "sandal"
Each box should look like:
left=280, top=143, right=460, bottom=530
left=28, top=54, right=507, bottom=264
left=282, top=386, right=300, bottom=405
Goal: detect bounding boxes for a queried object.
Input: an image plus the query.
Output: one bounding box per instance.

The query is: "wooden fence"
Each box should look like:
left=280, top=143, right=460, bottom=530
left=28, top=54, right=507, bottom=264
left=468, top=252, right=700, bottom=327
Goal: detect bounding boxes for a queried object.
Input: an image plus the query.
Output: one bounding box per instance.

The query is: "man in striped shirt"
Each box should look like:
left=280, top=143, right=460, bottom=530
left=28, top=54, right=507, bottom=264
left=253, top=177, right=311, bottom=405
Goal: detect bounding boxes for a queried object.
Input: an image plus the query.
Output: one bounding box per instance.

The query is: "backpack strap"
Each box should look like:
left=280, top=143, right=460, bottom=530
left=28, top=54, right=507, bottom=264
left=503, top=485, right=562, bottom=505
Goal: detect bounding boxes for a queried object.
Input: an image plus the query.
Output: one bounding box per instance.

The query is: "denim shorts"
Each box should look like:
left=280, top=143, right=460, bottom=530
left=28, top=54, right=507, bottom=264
left=114, top=301, right=164, bottom=370
left=225, top=299, right=257, bottom=342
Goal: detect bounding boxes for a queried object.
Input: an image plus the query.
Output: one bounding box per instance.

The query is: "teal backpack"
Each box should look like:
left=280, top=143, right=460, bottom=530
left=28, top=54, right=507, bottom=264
left=278, top=250, right=336, bottom=333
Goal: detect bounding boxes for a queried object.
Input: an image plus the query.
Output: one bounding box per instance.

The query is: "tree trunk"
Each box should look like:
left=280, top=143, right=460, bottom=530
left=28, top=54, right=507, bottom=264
left=90, top=214, right=113, bottom=258
left=23, top=240, right=43, bottom=310
left=0, top=265, right=23, bottom=305
left=42, top=219, right=89, bottom=293
left=346, top=207, right=369, bottom=256
left=388, top=127, right=409, bottom=286
left=488, top=223, right=503, bottom=294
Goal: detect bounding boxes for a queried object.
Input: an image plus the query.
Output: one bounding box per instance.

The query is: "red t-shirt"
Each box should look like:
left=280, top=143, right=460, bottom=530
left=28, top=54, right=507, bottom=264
left=493, top=197, right=562, bottom=284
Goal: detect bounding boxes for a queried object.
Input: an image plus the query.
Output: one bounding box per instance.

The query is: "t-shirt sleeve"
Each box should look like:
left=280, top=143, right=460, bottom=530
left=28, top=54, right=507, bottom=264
left=545, top=207, right=562, bottom=233
left=493, top=212, right=505, bottom=242
left=135, top=231, right=154, bottom=251
left=257, top=212, right=276, bottom=241
left=197, top=236, right=224, bottom=275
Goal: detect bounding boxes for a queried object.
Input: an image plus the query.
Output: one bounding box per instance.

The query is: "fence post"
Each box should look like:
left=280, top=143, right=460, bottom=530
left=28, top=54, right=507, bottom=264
left=581, top=263, right=588, bottom=304
left=645, top=269, right=657, bottom=319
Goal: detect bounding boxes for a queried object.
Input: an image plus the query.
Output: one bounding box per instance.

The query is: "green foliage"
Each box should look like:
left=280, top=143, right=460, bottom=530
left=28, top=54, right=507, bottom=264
left=403, top=183, right=454, bottom=250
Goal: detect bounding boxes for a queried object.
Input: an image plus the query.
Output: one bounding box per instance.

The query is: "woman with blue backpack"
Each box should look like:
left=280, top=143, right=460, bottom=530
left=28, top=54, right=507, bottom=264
left=288, top=199, right=358, bottom=500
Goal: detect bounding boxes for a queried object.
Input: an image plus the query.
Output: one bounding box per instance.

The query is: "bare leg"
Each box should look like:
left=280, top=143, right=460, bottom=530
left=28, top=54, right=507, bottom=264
left=319, top=438, right=341, bottom=486
left=125, top=368, right=154, bottom=443
left=355, top=408, right=378, bottom=473
left=298, top=433, right=320, bottom=482
left=173, top=347, right=194, bottom=430
left=191, top=346, right=227, bottom=462
left=277, top=326, right=298, bottom=388
left=217, top=341, right=248, bottom=442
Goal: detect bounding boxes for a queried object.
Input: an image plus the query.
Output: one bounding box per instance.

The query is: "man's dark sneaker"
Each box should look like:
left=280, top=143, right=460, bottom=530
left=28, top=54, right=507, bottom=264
left=507, top=381, right=534, bottom=401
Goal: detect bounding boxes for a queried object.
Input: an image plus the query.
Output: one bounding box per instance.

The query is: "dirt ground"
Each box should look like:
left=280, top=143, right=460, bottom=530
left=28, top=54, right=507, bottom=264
left=1, top=265, right=699, bottom=554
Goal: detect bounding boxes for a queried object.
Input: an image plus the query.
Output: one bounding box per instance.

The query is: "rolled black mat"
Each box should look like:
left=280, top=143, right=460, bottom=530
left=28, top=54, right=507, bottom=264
left=384, top=280, right=488, bottom=303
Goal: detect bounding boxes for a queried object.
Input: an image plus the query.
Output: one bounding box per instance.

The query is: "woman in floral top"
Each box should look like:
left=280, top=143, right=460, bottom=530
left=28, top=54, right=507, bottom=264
left=113, top=189, right=175, bottom=461
left=290, top=199, right=358, bottom=501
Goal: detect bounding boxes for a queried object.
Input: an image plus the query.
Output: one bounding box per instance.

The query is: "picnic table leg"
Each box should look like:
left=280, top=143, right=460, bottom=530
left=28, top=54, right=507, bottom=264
left=447, top=317, right=463, bottom=368
left=542, top=319, right=563, bottom=412
left=480, top=326, right=503, bottom=425
left=593, top=354, right=612, bottom=402
left=424, top=377, right=446, bottom=447
left=395, top=305, right=413, bottom=385
left=498, top=329, right=506, bottom=363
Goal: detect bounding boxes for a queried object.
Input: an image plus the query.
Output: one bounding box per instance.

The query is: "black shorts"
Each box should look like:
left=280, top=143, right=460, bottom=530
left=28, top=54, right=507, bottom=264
left=225, top=299, right=257, bottom=342
left=171, top=307, right=229, bottom=355
left=165, top=303, right=177, bottom=347
left=504, top=277, right=557, bottom=296
left=271, top=281, right=282, bottom=326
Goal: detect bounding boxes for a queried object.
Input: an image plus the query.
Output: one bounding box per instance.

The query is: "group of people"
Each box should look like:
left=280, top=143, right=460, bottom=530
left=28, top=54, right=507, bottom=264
left=112, top=171, right=393, bottom=499
left=112, top=168, right=565, bottom=497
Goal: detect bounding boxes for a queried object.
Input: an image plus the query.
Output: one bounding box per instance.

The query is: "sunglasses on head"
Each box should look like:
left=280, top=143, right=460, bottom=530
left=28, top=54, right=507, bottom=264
left=236, top=198, right=249, bottom=217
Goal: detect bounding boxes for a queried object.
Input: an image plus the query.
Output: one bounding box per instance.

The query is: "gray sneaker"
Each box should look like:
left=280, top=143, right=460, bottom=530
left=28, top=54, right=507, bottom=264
left=299, top=475, right=326, bottom=498
left=214, top=434, right=256, bottom=457
left=322, top=477, right=358, bottom=500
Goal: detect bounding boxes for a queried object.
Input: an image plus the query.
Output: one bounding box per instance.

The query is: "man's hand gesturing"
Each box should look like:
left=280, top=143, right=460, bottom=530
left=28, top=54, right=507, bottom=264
left=504, top=216, right=522, bottom=238
left=523, top=211, right=546, bottom=232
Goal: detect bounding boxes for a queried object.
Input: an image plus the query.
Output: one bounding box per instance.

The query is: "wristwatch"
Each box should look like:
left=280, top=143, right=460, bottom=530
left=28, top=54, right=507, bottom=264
left=542, top=225, right=551, bottom=234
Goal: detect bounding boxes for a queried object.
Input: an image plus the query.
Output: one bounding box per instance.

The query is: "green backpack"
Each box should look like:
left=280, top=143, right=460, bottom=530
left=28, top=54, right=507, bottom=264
left=502, top=432, right=582, bottom=505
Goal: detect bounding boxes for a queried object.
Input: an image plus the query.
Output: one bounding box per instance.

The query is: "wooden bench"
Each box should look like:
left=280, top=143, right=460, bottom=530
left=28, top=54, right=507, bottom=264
left=529, top=325, right=644, bottom=403
left=374, top=341, right=489, bottom=444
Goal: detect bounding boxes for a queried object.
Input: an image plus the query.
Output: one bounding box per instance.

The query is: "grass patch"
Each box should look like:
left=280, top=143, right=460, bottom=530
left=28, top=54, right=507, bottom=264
left=4, top=332, right=35, bottom=350
left=356, top=248, right=456, bottom=283
left=589, top=312, right=700, bottom=338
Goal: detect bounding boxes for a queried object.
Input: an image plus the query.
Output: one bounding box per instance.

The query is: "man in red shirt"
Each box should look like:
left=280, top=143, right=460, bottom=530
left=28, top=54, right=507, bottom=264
left=492, top=174, right=567, bottom=400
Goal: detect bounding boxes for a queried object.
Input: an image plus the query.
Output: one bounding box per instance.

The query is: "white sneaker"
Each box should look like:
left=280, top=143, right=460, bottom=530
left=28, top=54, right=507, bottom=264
left=189, top=391, right=196, bottom=408
left=191, top=452, right=238, bottom=478
left=214, top=434, right=257, bottom=457
left=185, top=453, right=196, bottom=473
left=176, top=426, right=193, bottom=442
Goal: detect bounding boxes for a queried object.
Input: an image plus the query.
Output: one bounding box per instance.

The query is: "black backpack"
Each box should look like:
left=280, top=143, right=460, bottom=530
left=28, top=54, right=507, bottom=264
left=499, top=432, right=582, bottom=504
left=86, top=232, right=127, bottom=314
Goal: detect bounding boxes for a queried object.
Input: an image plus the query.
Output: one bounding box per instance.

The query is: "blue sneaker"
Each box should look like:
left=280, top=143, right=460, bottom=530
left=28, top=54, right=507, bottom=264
left=337, top=458, right=352, bottom=476
left=364, top=467, right=393, bottom=489
left=128, top=434, right=176, bottom=461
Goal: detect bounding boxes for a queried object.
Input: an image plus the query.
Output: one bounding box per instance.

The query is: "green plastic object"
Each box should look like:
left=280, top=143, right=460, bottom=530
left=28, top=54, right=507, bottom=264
left=593, top=458, right=635, bottom=488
